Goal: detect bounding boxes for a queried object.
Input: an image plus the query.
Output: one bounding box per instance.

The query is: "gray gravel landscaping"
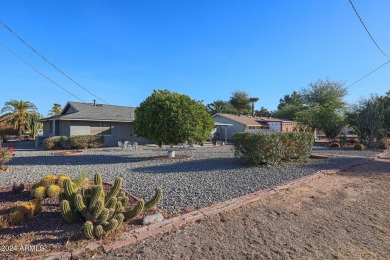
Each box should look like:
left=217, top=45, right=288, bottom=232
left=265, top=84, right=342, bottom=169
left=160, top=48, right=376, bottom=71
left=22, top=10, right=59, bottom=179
left=1, top=141, right=384, bottom=213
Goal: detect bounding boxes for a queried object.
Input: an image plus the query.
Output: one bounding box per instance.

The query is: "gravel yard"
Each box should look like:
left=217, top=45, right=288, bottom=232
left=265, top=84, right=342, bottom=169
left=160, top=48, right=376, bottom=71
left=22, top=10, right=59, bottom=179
left=1, top=141, right=383, bottom=213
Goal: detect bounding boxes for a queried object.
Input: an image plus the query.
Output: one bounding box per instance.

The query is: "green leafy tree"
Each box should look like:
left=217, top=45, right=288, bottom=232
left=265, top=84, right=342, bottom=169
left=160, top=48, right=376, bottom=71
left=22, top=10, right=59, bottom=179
left=320, top=109, right=345, bottom=139
left=229, top=91, right=250, bottom=114
left=1, top=100, right=37, bottom=135
left=347, top=95, right=385, bottom=148
left=254, top=106, right=272, bottom=117
left=295, top=79, right=347, bottom=133
left=134, top=90, right=215, bottom=147
left=277, top=91, right=303, bottom=109
left=48, top=103, right=62, bottom=116
left=206, top=100, right=237, bottom=115
left=248, top=97, right=259, bottom=116
left=273, top=91, right=304, bottom=120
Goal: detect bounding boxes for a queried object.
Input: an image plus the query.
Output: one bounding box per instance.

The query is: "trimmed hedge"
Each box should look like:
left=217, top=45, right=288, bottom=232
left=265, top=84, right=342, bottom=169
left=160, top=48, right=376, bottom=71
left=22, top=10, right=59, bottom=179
left=232, top=132, right=314, bottom=166
left=43, top=135, right=104, bottom=150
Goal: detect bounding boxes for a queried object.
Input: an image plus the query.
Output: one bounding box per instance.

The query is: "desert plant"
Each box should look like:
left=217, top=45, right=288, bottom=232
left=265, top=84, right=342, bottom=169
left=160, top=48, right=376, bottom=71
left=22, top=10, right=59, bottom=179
left=0, top=147, right=13, bottom=170
left=329, top=142, right=341, bottom=148
left=233, top=132, right=314, bottom=166
left=354, top=143, right=365, bottom=150
left=30, top=174, right=73, bottom=199
left=0, top=199, right=41, bottom=226
left=59, top=173, right=162, bottom=239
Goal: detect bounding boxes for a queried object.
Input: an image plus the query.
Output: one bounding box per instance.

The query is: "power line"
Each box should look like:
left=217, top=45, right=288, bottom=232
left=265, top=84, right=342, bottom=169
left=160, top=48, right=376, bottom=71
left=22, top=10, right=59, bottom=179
left=1, top=43, right=86, bottom=102
left=346, top=60, right=390, bottom=89
left=0, top=19, right=109, bottom=104
left=348, top=0, right=390, bottom=59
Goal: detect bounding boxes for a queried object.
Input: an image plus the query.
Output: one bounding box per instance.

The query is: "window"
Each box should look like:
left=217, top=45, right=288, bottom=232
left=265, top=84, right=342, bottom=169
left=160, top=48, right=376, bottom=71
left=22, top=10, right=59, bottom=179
left=90, top=122, right=111, bottom=135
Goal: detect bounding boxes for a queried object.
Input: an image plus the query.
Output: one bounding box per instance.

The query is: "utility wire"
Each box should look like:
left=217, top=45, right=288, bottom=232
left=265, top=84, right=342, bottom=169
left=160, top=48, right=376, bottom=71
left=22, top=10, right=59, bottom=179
left=348, top=0, right=390, bottom=59
left=1, top=43, right=86, bottom=102
left=0, top=20, right=109, bottom=104
left=346, top=59, right=390, bottom=89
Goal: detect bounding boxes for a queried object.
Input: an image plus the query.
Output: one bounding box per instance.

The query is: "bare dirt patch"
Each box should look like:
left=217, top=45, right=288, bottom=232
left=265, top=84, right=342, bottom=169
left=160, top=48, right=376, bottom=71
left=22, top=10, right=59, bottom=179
left=90, top=151, right=390, bottom=259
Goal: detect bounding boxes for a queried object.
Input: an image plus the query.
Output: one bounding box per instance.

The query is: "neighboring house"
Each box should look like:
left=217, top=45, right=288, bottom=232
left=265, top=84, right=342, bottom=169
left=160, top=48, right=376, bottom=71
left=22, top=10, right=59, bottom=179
left=39, top=101, right=149, bottom=146
left=256, top=117, right=299, bottom=132
left=212, top=114, right=269, bottom=141
left=212, top=114, right=303, bottom=141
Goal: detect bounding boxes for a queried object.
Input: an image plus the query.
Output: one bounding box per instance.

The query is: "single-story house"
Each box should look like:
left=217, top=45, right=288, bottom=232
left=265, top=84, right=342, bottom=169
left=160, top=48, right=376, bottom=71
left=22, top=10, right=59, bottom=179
left=39, top=101, right=149, bottom=146
left=212, top=114, right=270, bottom=141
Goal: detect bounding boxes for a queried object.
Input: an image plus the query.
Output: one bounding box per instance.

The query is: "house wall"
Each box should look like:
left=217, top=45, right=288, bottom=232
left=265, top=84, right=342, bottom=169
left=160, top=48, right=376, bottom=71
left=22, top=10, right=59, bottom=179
left=281, top=122, right=298, bottom=132
left=61, top=120, right=71, bottom=136
left=267, top=122, right=282, bottom=132
left=43, top=122, right=51, bottom=136
left=212, top=115, right=244, bottom=140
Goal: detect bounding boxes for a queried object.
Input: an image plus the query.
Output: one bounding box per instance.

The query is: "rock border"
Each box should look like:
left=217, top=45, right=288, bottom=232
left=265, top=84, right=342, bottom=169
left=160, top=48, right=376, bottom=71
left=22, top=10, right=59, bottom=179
left=32, top=150, right=388, bottom=259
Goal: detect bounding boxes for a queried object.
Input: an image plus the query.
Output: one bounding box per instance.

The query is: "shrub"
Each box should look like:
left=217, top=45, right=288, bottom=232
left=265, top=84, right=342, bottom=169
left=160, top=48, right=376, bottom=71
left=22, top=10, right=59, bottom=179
left=0, top=147, right=13, bottom=170
left=69, top=135, right=104, bottom=149
left=59, top=136, right=71, bottom=149
left=232, top=132, right=314, bottom=166
left=329, top=142, right=341, bottom=148
left=354, top=143, right=364, bottom=150
left=378, top=139, right=389, bottom=149
left=0, top=124, right=19, bottom=142
left=43, top=136, right=62, bottom=150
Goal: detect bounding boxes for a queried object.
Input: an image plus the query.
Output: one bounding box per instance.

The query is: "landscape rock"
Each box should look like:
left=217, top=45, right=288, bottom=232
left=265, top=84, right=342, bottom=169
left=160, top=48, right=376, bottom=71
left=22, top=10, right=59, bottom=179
left=142, top=212, right=164, bottom=225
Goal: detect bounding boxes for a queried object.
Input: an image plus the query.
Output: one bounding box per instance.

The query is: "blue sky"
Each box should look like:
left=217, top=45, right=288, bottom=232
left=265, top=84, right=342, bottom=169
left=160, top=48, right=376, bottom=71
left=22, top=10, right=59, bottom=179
left=1, top=1, right=389, bottom=116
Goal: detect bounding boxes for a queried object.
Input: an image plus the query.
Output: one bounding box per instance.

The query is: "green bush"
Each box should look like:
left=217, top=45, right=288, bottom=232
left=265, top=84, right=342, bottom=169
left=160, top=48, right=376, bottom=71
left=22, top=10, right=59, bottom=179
left=354, top=143, right=364, bottom=150
left=232, top=132, right=314, bottom=166
left=69, top=135, right=104, bottom=149
left=329, top=142, right=341, bottom=148
left=59, top=136, right=71, bottom=149
left=43, top=136, right=62, bottom=150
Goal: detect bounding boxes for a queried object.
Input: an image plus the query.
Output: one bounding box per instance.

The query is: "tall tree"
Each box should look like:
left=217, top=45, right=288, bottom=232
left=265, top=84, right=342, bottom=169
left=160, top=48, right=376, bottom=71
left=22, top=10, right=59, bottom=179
left=254, top=106, right=272, bottom=117
left=134, top=90, right=214, bottom=148
left=48, top=103, right=62, bottom=116
left=273, top=91, right=304, bottom=120
left=277, top=91, right=303, bottom=109
left=296, top=79, right=347, bottom=133
left=229, top=91, right=250, bottom=114
left=1, top=100, right=37, bottom=135
left=248, top=97, right=259, bottom=116
left=206, top=100, right=237, bottom=115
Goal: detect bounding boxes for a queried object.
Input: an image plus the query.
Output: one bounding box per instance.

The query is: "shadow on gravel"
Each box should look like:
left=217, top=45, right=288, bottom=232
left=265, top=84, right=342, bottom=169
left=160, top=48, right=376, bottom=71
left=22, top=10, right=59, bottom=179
left=8, top=154, right=150, bottom=166
left=132, top=157, right=243, bottom=174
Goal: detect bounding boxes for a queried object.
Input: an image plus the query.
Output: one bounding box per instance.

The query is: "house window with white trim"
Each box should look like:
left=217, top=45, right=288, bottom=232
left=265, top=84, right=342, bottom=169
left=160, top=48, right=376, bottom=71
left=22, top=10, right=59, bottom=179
left=90, top=122, right=111, bottom=135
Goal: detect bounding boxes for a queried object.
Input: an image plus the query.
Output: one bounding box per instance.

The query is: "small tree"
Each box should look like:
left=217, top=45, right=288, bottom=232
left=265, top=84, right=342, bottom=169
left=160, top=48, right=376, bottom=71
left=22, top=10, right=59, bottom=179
left=135, top=90, right=214, bottom=153
left=347, top=96, right=385, bottom=148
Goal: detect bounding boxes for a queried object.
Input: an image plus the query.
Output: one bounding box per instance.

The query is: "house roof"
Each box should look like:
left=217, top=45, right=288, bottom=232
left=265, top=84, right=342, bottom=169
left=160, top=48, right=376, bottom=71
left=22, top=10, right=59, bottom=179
left=40, top=102, right=136, bottom=122
left=257, top=117, right=296, bottom=123
left=213, top=114, right=263, bottom=127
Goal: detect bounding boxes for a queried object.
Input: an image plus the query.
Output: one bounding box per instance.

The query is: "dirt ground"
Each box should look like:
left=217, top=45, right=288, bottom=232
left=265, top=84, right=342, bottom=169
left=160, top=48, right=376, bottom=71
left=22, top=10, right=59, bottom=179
left=83, top=151, right=390, bottom=260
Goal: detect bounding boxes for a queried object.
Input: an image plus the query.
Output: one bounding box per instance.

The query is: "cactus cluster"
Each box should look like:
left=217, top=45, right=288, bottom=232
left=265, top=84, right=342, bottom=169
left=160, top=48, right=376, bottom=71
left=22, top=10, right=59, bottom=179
left=31, top=174, right=73, bottom=199
left=0, top=199, right=42, bottom=226
left=59, top=173, right=162, bottom=240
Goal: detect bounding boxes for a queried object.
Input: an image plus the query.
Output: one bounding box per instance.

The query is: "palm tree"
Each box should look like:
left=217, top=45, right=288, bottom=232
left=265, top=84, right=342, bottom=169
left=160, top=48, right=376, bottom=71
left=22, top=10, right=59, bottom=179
left=1, top=100, right=37, bottom=135
left=248, top=97, right=259, bottom=117
left=48, top=103, right=62, bottom=116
